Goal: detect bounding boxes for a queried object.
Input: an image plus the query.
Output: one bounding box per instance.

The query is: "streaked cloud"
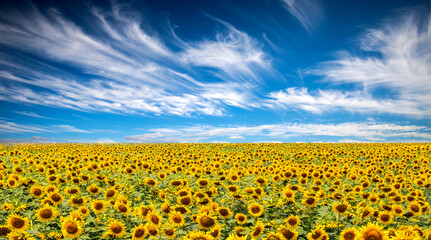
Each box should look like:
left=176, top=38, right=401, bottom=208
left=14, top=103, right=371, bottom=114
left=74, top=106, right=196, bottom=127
left=310, top=14, right=431, bottom=117
left=125, top=120, right=431, bottom=142
left=0, top=2, right=271, bottom=117
left=54, top=125, right=91, bottom=133
left=264, top=87, right=425, bottom=116
left=14, top=111, right=52, bottom=119
left=0, top=120, right=49, bottom=133
left=281, top=0, right=324, bottom=33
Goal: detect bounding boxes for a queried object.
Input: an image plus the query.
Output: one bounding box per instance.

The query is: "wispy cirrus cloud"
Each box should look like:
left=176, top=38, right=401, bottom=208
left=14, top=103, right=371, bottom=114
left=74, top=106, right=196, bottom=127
left=264, top=87, right=425, bottom=116
left=0, top=2, right=272, bottom=117
left=280, top=0, right=324, bottom=33
left=309, top=13, right=431, bottom=117
left=0, top=120, right=50, bottom=133
left=14, top=111, right=52, bottom=119
left=125, top=120, right=431, bottom=143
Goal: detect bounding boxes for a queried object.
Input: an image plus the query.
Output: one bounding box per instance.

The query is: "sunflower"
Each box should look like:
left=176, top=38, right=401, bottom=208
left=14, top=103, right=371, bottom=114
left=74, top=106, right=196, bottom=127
left=408, top=201, right=422, bottom=216
left=78, top=206, right=90, bottom=217
left=69, top=196, right=87, bottom=207
left=163, top=227, right=176, bottom=239
left=333, top=202, right=351, bottom=215
left=307, top=227, right=326, bottom=240
left=146, top=224, right=159, bottom=237
left=144, top=177, right=158, bottom=187
left=216, top=206, right=232, bottom=219
left=302, top=196, right=318, bottom=208
left=186, top=230, right=214, bottom=240
left=6, top=177, right=19, bottom=188
left=115, top=202, right=131, bottom=215
left=235, top=213, right=247, bottom=225
left=264, top=232, right=285, bottom=240
left=87, top=183, right=101, bottom=195
left=178, top=195, right=193, bottom=206
left=226, top=233, right=247, bottom=240
left=251, top=221, right=265, bottom=239
left=285, top=215, right=300, bottom=228
left=196, top=212, right=217, bottom=230
left=234, top=226, right=247, bottom=237
left=340, top=227, right=359, bottom=240
left=61, top=216, right=83, bottom=239
left=255, top=176, right=268, bottom=186
left=106, top=219, right=126, bottom=238
left=65, top=187, right=80, bottom=195
left=210, top=224, right=222, bottom=240
left=91, top=200, right=107, bottom=214
left=7, top=213, right=29, bottom=233
left=105, top=187, right=118, bottom=199
left=197, top=178, right=210, bottom=188
left=248, top=202, right=264, bottom=217
left=358, top=222, right=389, bottom=240
left=47, top=191, right=64, bottom=206
left=30, top=185, right=44, bottom=198
left=392, top=205, right=403, bottom=216
left=169, top=211, right=185, bottom=227
left=147, top=211, right=162, bottom=227
left=36, top=204, right=58, bottom=222
left=282, top=188, right=295, bottom=201
left=377, top=212, right=392, bottom=225
left=132, top=224, right=147, bottom=240
left=0, top=225, right=11, bottom=238
left=390, top=231, right=421, bottom=240
left=278, top=226, right=298, bottom=240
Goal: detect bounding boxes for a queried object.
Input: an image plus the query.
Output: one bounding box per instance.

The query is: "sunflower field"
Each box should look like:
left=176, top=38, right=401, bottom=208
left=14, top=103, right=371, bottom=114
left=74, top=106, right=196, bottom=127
left=0, top=143, right=430, bottom=240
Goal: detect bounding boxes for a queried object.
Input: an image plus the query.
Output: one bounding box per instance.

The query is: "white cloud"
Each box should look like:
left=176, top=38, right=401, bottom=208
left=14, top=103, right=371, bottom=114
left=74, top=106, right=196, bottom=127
left=310, top=13, right=431, bottom=117
left=228, top=135, right=244, bottom=139
left=124, top=120, right=431, bottom=142
left=180, top=26, right=270, bottom=84
left=54, top=125, right=90, bottom=133
left=94, top=138, right=117, bottom=143
left=0, top=136, right=55, bottom=143
left=0, top=3, right=271, bottom=117
left=281, top=0, right=324, bottom=33
left=14, top=111, right=52, bottom=119
left=264, top=87, right=425, bottom=116
left=0, top=120, right=50, bottom=133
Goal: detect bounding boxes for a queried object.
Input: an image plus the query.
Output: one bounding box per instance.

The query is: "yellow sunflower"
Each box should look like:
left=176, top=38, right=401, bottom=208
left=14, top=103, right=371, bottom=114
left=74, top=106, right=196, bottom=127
left=250, top=221, right=265, bottom=239
left=340, top=227, right=359, bottom=240
left=196, top=212, right=217, bottom=230
left=285, top=215, right=300, bottom=228
left=358, top=222, right=389, bottom=240
left=61, top=216, right=83, bottom=239
left=7, top=213, right=29, bottom=233
left=36, top=204, right=58, bottom=222
left=91, top=200, right=107, bottom=214
left=248, top=202, right=264, bottom=217
left=235, top=213, right=247, bottom=225
left=106, top=219, right=126, bottom=238
left=132, top=224, right=147, bottom=240
left=169, top=211, right=185, bottom=227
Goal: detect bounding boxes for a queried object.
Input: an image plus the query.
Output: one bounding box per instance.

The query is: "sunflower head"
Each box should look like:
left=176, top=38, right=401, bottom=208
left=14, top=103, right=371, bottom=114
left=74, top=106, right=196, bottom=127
left=235, top=213, right=247, bottom=225
left=106, top=219, right=125, bottom=238
left=340, top=227, right=359, bottom=240
left=7, top=213, right=29, bottom=233
left=358, top=222, right=389, bottom=240
left=132, top=224, right=147, bottom=240
left=248, top=202, right=264, bottom=217
left=61, top=216, right=83, bottom=239
left=37, top=204, right=58, bottom=222
left=196, top=212, right=217, bottom=230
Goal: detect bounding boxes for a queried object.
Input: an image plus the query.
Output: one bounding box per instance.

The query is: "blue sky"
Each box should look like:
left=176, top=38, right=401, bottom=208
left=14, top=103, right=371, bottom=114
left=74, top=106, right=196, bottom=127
left=0, top=0, right=430, bottom=143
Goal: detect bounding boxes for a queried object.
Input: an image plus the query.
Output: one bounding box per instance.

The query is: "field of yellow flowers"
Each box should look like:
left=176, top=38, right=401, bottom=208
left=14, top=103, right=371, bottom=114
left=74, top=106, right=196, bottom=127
left=0, top=143, right=430, bottom=240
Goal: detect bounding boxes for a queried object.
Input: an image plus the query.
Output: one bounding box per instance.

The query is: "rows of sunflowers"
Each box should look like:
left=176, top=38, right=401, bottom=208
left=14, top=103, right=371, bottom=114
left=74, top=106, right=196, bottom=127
left=0, top=143, right=430, bottom=240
